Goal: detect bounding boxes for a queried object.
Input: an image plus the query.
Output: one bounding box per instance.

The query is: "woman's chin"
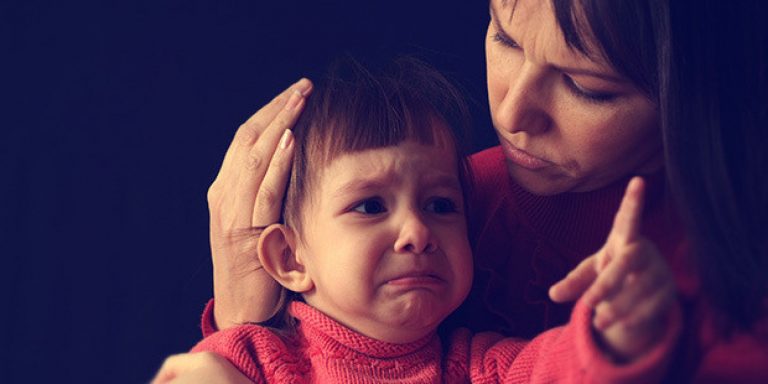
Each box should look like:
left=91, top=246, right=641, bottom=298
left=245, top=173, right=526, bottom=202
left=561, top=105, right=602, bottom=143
left=506, top=160, right=581, bottom=195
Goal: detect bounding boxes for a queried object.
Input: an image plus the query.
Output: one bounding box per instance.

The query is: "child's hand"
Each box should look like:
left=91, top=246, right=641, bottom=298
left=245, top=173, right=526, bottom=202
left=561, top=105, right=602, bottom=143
left=549, top=177, right=678, bottom=361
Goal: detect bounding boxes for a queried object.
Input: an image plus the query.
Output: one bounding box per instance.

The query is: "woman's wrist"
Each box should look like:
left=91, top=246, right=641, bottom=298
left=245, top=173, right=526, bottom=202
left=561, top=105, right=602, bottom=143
left=212, top=269, right=282, bottom=329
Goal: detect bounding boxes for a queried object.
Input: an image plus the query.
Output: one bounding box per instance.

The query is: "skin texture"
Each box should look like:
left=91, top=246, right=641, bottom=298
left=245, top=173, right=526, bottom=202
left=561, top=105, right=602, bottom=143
left=486, top=0, right=663, bottom=195
left=264, top=140, right=473, bottom=344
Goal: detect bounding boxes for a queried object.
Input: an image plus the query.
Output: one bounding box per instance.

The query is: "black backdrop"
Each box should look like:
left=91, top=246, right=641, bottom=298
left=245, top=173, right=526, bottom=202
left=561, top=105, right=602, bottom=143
left=3, top=1, right=495, bottom=382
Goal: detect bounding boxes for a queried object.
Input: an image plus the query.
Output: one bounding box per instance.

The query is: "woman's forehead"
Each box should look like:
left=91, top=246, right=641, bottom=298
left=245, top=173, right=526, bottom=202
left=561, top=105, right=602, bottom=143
left=492, top=0, right=618, bottom=78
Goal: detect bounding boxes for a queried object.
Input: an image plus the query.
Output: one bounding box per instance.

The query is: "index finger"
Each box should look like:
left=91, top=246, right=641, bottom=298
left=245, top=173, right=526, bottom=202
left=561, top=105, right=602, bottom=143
left=609, top=177, right=646, bottom=245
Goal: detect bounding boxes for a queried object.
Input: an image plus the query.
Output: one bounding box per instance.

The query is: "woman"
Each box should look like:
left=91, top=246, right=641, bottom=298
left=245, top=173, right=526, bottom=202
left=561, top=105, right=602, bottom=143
left=156, top=0, right=768, bottom=381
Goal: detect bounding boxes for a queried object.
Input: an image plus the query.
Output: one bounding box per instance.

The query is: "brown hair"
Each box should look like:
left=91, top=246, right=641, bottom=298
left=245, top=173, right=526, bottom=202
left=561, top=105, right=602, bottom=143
left=283, top=56, right=473, bottom=235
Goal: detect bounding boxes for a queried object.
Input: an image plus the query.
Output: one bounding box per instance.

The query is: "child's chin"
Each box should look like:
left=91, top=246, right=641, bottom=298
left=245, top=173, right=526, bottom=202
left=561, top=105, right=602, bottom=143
left=387, top=297, right=451, bottom=329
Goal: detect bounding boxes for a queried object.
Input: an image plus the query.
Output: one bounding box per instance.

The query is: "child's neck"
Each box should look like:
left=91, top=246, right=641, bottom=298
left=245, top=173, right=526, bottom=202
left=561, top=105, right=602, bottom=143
left=301, top=293, right=441, bottom=344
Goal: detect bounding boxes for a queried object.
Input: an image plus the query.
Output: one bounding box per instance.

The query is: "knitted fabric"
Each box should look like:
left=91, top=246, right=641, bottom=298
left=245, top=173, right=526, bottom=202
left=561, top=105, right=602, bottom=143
left=193, top=299, right=680, bottom=383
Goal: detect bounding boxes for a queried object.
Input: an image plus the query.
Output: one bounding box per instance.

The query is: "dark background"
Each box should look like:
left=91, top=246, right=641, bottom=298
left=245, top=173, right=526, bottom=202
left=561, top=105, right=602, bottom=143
left=2, top=1, right=495, bottom=382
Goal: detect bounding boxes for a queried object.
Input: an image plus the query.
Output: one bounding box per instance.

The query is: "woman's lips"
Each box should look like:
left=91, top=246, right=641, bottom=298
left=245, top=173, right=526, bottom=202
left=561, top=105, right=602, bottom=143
left=501, top=141, right=552, bottom=170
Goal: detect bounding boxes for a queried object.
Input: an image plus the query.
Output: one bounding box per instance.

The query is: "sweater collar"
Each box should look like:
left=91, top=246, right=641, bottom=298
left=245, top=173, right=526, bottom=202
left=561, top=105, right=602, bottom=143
left=289, top=301, right=439, bottom=359
left=500, top=153, right=668, bottom=257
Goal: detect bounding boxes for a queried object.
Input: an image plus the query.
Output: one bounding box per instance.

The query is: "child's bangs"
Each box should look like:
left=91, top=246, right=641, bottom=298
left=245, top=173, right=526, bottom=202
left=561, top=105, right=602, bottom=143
left=306, top=59, right=465, bottom=167
left=284, top=56, right=473, bottom=232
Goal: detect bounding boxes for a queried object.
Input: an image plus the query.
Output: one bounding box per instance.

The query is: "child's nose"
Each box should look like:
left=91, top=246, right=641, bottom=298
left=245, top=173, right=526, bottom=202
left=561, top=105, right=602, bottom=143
left=393, top=212, right=438, bottom=254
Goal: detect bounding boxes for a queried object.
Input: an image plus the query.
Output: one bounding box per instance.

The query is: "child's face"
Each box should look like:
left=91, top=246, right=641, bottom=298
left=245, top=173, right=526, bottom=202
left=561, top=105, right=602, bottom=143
left=296, top=139, right=472, bottom=343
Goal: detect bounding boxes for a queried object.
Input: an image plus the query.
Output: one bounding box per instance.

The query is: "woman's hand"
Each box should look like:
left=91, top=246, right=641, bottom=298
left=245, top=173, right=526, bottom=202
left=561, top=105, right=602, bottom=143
left=549, top=177, right=678, bottom=361
left=209, top=78, right=312, bottom=329
left=152, top=352, right=251, bottom=384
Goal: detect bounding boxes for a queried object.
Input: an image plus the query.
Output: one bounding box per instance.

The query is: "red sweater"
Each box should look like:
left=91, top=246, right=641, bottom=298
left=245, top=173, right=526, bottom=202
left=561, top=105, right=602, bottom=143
left=193, top=300, right=680, bottom=383
left=201, top=146, right=768, bottom=381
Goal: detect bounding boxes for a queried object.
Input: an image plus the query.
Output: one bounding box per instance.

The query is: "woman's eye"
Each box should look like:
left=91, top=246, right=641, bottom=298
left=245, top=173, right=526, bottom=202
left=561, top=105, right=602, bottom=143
left=352, top=199, right=387, bottom=215
left=562, top=74, right=617, bottom=103
left=492, top=32, right=521, bottom=49
left=425, top=198, right=458, bottom=214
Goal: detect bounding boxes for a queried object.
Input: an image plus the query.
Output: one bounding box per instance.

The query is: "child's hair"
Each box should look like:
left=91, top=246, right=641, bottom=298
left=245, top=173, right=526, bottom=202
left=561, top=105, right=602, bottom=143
left=284, top=56, right=474, bottom=235
left=263, top=56, right=474, bottom=330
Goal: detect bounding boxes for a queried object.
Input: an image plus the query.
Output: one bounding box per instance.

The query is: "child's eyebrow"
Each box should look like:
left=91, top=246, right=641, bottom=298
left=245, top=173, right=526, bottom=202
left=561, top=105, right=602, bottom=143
left=421, top=173, right=463, bottom=192
left=332, top=178, right=394, bottom=198
left=335, top=180, right=379, bottom=195
left=331, top=173, right=461, bottom=198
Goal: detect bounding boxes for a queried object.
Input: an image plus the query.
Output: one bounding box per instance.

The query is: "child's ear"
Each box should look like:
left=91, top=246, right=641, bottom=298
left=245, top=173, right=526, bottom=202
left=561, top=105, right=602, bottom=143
left=257, top=224, right=314, bottom=293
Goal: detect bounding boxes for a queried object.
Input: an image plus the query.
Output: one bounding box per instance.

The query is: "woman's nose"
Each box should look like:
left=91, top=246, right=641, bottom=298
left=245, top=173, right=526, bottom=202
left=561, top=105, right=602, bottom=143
left=494, top=61, right=552, bottom=136
left=393, top=211, right=438, bottom=255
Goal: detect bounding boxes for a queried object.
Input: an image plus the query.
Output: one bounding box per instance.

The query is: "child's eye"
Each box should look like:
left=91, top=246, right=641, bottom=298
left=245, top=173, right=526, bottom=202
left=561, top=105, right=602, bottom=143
left=425, top=197, right=458, bottom=214
left=352, top=198, right=387, bottom=215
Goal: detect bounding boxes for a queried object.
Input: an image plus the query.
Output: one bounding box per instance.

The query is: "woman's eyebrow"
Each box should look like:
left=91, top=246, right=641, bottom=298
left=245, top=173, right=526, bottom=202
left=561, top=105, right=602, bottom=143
left=493, top=0, right=517, bottom=23
left=490, top=6, right=514, bottom=42
left=490, top=2, right=509, bottom=24
left=490, top=5, right=523, bottom=50
left=489, top=3, right=626, bottom=84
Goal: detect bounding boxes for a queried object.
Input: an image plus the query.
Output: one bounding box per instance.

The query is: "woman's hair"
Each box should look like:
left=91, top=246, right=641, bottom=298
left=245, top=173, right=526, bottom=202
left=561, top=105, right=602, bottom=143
left=263, top=56, right=474, bottom=330
left=660, top=0, right=768, bottom=332
left=550, top=0, right=768, bottom=331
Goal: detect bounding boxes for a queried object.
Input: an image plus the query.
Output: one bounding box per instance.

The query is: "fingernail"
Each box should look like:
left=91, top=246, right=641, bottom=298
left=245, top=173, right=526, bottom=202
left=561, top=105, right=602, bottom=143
left=284, top=90, right=302, bottom=111
left=279, top=129, right=293, bottom=150
left=294, top=78, right=311, bottom=96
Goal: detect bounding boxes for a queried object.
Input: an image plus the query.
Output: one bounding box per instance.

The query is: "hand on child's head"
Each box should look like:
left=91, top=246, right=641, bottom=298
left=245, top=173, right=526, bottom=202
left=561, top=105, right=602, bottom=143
left=550, top=177, right=678, bottom=361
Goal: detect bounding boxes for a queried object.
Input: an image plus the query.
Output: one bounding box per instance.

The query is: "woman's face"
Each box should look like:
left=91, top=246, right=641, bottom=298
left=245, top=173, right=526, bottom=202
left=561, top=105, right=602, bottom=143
left=486, top=0, right=663, bottom=195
